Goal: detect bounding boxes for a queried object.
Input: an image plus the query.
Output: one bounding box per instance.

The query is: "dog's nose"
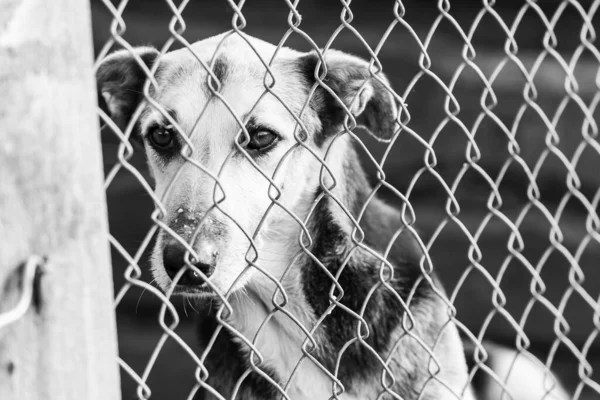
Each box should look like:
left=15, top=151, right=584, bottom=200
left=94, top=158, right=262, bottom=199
left=162, top=241, right=216, bottom=286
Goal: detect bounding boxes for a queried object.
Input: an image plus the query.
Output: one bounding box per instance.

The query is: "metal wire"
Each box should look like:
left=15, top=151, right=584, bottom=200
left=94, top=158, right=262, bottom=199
left=0, top=255, right=46, bottom=330
left=94, top=0, right=600, bottom=399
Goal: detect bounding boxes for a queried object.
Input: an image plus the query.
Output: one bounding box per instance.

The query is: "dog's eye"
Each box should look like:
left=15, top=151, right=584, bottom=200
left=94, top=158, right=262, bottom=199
left=245, top=130, right=278, bottom=151
left=149, top=126, right=175, bottom=149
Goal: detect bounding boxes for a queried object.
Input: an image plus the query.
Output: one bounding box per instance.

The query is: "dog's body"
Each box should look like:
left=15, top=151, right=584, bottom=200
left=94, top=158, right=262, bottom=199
left=193, top=168, right=474, bottom=400
left=98, top=33, right=568, bottom=400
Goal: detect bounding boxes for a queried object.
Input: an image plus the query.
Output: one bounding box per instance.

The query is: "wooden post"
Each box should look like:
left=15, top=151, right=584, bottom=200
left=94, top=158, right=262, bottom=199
left=0, top=1, right=121, bottom=399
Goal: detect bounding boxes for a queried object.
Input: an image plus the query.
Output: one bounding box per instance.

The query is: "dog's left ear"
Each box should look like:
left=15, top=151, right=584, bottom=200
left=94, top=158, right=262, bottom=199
left=299, top=50, right=398, bottom=141
left=96, top=46, right=160, bottom=130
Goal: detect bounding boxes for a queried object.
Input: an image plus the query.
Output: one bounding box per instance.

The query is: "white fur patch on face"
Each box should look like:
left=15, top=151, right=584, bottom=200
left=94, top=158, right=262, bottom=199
left=137, top=34, right=327, bottom=298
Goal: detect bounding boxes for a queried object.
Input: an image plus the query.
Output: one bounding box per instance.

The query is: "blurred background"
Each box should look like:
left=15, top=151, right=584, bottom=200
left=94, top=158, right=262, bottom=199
left=92, top=0, right=600, bottom=398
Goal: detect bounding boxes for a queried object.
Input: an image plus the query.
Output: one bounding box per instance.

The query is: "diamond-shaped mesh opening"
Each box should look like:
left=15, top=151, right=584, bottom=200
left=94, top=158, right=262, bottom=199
left=93, top=1, right=600, bottom=399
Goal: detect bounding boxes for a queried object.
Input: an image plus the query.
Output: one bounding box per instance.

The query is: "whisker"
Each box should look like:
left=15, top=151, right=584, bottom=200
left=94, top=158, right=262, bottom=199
left=256, top=249, right=291, bottom=256
left=182, top=297, right=189, bottom=318
left=255, top=258, right=288, bottom=263
left=236, top=286, right=255, bottom=307
left=187, top=297, right=200, bottom=314
left=123, top=88, right=145, bottom=95
left=136, top=278, right=157, bottom=314
left=232, top=290, right=242, bottom=307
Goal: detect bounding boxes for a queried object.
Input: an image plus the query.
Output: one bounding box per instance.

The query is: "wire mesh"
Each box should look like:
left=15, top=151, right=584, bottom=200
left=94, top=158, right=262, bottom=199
left=94, top=0, right=600, bottom=399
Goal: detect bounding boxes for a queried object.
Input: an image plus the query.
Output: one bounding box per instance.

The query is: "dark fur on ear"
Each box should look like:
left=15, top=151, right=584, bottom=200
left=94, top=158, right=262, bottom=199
left=96, top=47, right=160, bottom=130
left=297, top=50, right=398, bottom=144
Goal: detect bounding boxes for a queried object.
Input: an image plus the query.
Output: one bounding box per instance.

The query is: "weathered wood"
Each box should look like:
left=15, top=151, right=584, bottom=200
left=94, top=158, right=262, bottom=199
left=0, top=0, right=121, bottom=399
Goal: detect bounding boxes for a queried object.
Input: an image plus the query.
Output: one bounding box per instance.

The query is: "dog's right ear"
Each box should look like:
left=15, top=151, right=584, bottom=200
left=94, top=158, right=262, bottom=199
left=96, top=47, right=160, bottom=130
left=297, top=50, right=398, bottom=143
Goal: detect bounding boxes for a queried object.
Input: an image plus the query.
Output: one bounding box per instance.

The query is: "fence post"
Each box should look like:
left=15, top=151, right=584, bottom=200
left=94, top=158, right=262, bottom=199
left=0, top=1, right=121, bottom=399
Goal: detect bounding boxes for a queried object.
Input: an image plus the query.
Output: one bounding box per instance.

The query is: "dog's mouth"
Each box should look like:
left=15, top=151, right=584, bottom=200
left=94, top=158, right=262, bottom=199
left=171, top=283, right=216, bottom=297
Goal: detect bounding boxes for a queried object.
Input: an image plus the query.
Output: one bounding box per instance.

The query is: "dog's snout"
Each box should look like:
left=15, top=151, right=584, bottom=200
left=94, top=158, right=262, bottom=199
left=162, top=241, right=216, bottom=286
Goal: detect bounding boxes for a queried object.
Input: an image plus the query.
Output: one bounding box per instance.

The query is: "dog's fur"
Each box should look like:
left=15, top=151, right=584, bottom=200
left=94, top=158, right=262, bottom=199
left=98, top=33, right=569, bottom=400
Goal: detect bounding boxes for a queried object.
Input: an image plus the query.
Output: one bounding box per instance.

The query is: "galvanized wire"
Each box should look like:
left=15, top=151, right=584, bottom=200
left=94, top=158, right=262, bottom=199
left=95, top=0, right=600, bottom=399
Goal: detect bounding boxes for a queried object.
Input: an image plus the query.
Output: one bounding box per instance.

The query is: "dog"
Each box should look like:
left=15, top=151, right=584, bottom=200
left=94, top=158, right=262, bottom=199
left=97, top=32, right=569, bottom=400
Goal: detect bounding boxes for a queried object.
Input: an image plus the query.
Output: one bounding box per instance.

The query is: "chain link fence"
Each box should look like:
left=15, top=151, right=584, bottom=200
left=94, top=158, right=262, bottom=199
left=94, top=0, right=600, bottom=399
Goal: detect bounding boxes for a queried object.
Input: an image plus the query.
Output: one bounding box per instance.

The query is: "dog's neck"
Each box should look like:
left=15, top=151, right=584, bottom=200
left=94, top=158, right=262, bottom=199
left=225, top=137, right=369, bottom=319
left=221, top=140, right=385, bottom=388
left=221, top=225, right=320, bottom=393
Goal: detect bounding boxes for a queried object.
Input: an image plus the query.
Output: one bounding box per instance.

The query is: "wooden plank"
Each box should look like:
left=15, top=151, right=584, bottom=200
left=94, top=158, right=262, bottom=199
left=0, top=0, right=121, bottom=399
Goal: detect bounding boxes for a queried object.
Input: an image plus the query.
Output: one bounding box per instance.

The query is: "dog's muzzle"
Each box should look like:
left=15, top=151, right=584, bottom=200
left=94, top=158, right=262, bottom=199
left=162, top=239, right=217, bottom=286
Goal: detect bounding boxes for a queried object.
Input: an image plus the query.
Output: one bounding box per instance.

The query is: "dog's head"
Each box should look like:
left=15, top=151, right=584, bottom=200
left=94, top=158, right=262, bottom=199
left=98, top=33, right=398, bottom=297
